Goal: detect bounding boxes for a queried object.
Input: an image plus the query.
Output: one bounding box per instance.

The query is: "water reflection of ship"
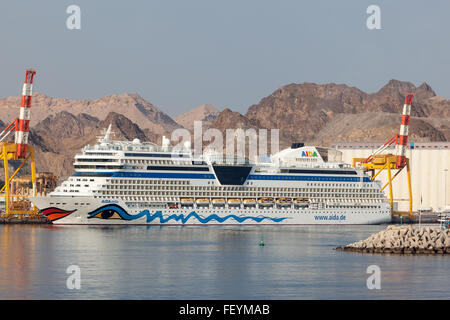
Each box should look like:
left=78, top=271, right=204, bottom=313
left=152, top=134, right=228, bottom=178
left=0, top=225, right=33, bottom=296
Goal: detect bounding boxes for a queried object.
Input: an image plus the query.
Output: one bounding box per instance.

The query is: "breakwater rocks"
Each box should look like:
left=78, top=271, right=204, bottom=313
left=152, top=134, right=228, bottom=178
left=336, top=225, right=450, bottom=255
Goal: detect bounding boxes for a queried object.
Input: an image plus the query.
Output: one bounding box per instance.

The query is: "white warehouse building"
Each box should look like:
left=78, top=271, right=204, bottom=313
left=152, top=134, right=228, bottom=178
left=331, top=142, right=450, bottom=214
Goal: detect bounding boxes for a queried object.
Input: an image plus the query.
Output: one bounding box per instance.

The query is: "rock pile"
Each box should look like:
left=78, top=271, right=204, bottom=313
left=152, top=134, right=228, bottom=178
left=336, top=225, right=450, bottom=254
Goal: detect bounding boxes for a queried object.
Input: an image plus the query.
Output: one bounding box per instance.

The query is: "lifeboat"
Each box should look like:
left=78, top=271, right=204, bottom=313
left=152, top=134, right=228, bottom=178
left=180, top=198, right=194, bottom=205
left=243, top=198, right=256, bottom=206
left=276, top=198, right=292, bottom=207
left=258, top=197, right=274, bottom=207
left=196, top=198, right=210, bottom=206
left=212, top=198, right=225, bottom=206
left=227, top=198, right=241, bottom=206
left=294, top=197, right=309, bottom=207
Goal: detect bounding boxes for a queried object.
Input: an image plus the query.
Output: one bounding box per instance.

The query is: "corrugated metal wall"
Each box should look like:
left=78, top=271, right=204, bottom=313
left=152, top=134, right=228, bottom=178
left=332, top=142, right=450, bottom=213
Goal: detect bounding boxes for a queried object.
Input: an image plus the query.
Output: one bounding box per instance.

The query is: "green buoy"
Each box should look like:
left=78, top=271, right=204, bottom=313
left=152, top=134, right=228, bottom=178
left=259, top=236, right=265, bottom=246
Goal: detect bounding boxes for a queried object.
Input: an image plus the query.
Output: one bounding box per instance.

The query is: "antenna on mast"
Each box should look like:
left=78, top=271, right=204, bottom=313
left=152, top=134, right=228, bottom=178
left=98, top=124, right=114, bottom=144
left=103, top=124, right=112, bottom=143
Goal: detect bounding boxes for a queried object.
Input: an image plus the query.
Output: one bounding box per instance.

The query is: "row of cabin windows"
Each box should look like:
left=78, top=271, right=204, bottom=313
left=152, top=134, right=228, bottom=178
left=98, top=190, right=384, bottom=199
left=104, top=183, right=381, bottom=194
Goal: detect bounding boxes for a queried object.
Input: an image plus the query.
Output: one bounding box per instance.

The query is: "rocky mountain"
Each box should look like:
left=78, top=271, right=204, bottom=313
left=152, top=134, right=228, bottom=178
left=0, top=111, right=160, bottom=180
left=211, top=108, right=262, bottom=132
left=205, top=108, right=291, bottom=156
left=174, top=104, right=220, bottom=132
left=0, top=92, right=209, bottom=180
left=0, top=92, right=180, bottom=135
left=209, top=79, right=450, bottom=148
left=1, top=78, right=449, bottom=182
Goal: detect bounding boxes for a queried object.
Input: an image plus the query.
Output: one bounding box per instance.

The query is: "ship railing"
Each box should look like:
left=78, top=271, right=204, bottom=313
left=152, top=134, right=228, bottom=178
left=257, top=162, right=351, bottom=169
left=84, top=142, right=191, bottom=154
left=208, top=155, right=253, bottom=166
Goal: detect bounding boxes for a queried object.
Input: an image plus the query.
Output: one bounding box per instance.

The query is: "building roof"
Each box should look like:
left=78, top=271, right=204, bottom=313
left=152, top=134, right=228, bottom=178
left=330, top=142, right=450, bottom=150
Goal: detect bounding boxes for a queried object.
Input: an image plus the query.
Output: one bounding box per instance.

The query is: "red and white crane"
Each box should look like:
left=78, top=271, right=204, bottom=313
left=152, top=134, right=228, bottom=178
left=0, top=69, right=36, bottom=159
left=353, top=93, right=415, bottom=217
left=395, top=93, right=414, bottom=168
left=363, top=93, right=414, bottom=168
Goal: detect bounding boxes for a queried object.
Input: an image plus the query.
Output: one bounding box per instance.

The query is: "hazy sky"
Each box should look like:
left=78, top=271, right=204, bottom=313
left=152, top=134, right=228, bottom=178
left=1, top=1, right=449, bottom=117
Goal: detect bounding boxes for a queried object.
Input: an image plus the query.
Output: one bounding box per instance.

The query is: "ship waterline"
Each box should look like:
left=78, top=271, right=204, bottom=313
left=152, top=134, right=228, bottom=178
left=29, top=126, right=391, bottom=225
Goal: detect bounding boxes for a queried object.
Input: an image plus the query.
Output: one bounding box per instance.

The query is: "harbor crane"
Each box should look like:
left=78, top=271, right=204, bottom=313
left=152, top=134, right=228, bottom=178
left=352, top=94, right=414, bottom=218
left=0, top=69, right=38, bottom=218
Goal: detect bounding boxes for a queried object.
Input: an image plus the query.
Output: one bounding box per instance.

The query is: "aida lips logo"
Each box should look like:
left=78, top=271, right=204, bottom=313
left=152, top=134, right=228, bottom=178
left=41, top=207, right=77, bottom=221
left=301, top=151, right=318, bottom=157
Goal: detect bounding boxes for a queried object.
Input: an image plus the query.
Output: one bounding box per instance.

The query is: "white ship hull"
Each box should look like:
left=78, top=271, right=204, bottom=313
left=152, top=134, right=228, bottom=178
left=30, top=196, right=391, bottom=225
left=31, top=131, right=393, bottom=226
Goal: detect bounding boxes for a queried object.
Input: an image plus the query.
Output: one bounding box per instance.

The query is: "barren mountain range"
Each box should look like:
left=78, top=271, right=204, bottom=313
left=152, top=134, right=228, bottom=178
left=241, top=80, right=450, bottom=147
left=174, top=104, right=220, bottom=132
left=0, top=79, right=449, bottom=180
left=0, top=92, right=181, bottom=135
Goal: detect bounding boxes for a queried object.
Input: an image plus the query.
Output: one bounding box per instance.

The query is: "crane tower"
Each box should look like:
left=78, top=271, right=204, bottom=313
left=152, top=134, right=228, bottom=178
left=0, top=69, right=38, bottom=218
left=15, top=70, right=36, bottom=158
left=352, top=94, right=414, bottom=218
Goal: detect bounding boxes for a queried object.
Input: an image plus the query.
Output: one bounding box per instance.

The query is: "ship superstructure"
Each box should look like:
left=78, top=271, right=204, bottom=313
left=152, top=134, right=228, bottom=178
left=29, top=127, right=391, bottom=225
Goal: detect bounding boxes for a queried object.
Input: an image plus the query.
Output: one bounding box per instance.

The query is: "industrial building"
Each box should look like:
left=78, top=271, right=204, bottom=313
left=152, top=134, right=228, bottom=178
left=331, top=141, right=450, bottom=213
left=11, top=172, right=58, bottom=197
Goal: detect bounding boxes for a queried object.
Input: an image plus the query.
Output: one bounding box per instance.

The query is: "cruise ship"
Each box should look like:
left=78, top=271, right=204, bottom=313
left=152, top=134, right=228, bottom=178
left=29, top=126, right=391, bottom=225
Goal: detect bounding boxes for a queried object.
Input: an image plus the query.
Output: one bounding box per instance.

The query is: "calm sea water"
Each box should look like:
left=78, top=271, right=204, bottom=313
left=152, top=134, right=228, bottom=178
left=0, top=224, right=448, bottom=300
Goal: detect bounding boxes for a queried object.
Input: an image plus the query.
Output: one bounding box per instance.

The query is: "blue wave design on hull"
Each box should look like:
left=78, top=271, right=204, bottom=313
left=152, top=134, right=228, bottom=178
left=87, top=204, right=289, bottom=224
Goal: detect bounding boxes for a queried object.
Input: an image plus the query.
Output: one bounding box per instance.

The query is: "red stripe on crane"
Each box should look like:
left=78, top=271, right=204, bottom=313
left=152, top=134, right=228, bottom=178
left=398, top=135, right=408, bottom=146
left=404, top=94, right=414, bottom=105
left=14, top=69, right=36, bottom=158
left=16, top=143, right=27, bottom=158
left=396, top=93, right=414, bottom=167
left=401, top=115, right=410, bottom=125
left=21, top=96, right=32, bottom=108
left=16, top=119, right=30, bottom=132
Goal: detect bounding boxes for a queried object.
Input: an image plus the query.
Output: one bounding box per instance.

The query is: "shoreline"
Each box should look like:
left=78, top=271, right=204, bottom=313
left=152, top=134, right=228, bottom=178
left=0, top=216, right=51, bottom=224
